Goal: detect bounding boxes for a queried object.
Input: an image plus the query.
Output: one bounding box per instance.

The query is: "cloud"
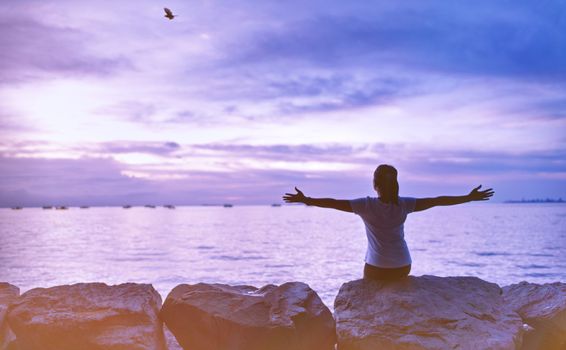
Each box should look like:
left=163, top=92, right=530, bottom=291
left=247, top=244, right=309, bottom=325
left=1, top=142, right=565, bottom=207
left=403, top=149, right=566, bottom=176
left=96, top=141, right=181, bottom=155
left=0, top=110, right=35, bottom=132
left=190, top=143, right=566, bottom=177
left=0, top=15, right=131, bottom=84
left=276, top=77, right=408, bottom=114
left=4, top=140, right=565, bottom=175
left=156, top=1, right=565, bottom=119
left=0, top=156, right=137, bottom=206
left=528, top=97, right=566, bottom=121
left=96, top=101, right=157, bottom=123
left=0, top=151, right=370, bottom=207
left=0, top=140, right=182, bottom=161
left=228, top=2, right=566, bottom=80
left=191, top=143, right=364, bottom=160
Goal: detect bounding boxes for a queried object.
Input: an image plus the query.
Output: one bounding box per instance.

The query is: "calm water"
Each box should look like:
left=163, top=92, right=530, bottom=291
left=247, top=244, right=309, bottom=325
left=1, top=204, right=565, bottom=307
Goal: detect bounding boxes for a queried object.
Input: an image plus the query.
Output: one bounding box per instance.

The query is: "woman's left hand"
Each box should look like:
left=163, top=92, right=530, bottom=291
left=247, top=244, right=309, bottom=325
left=283, top=187, right=307, bottom=203
left=468, top=185, right=495, bottom=201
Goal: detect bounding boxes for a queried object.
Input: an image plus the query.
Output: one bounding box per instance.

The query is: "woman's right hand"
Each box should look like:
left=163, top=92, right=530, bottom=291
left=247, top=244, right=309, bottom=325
left=468, top=185, right=494, bottom=201
left=283, top=187, right=307, bottom=203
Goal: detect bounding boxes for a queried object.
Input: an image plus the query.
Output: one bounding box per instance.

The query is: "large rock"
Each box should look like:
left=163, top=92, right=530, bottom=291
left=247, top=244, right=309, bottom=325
left=334, top=276, right=524, bottom=350
left=503, top=281, right=566, bottom=350
left=160, top=282, right=336, bottom=350
left=0, top=283, right=19, bottom=350
left=164, top=325, right=183, bottom=350
left=7, top=282, right=166, bottom=350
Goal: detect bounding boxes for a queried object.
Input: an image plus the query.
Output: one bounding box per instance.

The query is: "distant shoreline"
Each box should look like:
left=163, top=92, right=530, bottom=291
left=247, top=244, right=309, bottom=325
left=504, top=199, right=565, bottom=204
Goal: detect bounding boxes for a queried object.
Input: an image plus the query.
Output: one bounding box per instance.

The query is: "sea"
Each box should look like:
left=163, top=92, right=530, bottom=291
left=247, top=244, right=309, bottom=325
left=1, top=203, right=565, bottom=308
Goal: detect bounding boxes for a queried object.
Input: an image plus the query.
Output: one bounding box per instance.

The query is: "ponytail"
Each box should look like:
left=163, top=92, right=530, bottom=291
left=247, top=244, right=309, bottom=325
left=373, top=164, right=399, bottom=205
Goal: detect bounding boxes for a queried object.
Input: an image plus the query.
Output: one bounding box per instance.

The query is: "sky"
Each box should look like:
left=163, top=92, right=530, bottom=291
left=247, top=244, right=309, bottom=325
left=0, top=0, right=565, bottom=206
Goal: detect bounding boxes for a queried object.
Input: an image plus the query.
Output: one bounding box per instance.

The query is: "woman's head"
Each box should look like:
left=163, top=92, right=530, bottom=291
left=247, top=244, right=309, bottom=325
left=373, top=164, right=399, bottom=204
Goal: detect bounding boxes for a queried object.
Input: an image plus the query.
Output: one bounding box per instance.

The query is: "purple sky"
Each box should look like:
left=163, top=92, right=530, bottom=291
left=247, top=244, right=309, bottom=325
left=0, top=0, right=565, bottom=206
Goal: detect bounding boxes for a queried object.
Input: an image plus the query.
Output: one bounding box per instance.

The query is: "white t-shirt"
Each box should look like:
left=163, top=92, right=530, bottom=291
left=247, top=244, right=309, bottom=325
left=350, top=196, right=417, bottom=268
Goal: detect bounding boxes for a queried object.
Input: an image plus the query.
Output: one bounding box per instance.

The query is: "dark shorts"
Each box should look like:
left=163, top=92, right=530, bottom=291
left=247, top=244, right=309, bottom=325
left=363, top=263, right=411, bottom=281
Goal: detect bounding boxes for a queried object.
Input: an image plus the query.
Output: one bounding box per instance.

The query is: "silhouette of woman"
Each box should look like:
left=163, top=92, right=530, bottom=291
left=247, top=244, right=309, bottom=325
left=283, top=164, right=494, bottom=281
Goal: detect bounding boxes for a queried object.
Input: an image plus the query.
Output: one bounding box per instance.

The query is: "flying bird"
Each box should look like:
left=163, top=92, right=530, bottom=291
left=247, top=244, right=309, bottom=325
left=164, top=7, right=176, bottom=20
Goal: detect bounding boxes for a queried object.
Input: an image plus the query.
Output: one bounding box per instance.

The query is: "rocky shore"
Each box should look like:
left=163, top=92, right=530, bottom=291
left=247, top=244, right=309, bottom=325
left=0, top=277, right=564, bottom=350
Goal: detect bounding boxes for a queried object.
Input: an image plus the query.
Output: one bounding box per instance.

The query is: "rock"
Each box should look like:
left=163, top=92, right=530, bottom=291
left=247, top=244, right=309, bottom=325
left=7, top=282, right=166, bottom=350
left=334, top=276, right=524, bottom=350
left=160, top=282, right=335, bottom=350
left=0, top=283, right=19, bottom=350
left=503, top=281, right=566, bottom=350
left=164, top=324, right=183, bottom=350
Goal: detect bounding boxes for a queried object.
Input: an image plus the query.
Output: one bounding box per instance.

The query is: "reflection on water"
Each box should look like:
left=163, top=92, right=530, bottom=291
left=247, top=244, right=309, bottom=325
left=0, top=204, right=565, bottom=307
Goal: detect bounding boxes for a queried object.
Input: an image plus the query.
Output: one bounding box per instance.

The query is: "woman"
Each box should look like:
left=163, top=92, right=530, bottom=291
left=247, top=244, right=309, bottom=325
left=282, top=164, right=494, bottom=281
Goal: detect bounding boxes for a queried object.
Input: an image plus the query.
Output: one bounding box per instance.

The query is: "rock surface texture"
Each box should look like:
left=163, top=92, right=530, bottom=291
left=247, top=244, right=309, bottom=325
left=7, top=282, right=166, bottom=350
left=334, top=276, right=524, bottom=350
left=503, top=281, right=566, bottom=350
left=164, top=325, right=183, bottom=350
left=0, top=283, right=19, bottom=350
left=161, top=282, right=336, bottom=350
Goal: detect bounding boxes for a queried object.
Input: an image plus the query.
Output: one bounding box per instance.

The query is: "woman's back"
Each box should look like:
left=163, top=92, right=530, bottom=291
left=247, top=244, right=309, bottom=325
left=351, top=196, right=415, bottom=230
left=350, top=197, right=416, bottom=268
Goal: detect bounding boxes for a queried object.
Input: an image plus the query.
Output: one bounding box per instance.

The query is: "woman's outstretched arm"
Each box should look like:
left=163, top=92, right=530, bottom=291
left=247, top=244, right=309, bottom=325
left=414, top=185, right=494, bottom=212
left=282, top=187, right=353, bottom=213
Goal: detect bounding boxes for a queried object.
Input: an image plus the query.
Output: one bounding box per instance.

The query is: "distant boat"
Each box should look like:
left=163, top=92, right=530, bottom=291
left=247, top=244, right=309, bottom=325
left=80, top=206, right=90, bottom=209
left=11, top=207, right=23, bottom=210
left=223, top=204, right=233, bottom=208
left=164, top=205, right=175, bottom=209
left=56, top=206, right=68, bottom=210
left=271, top=203, right=282, bottom=207
left=42, top=206, right=53, bottom=210
left=144, top=205, right=156, bottom=209
left=122, top=205, right=132, bottom=209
